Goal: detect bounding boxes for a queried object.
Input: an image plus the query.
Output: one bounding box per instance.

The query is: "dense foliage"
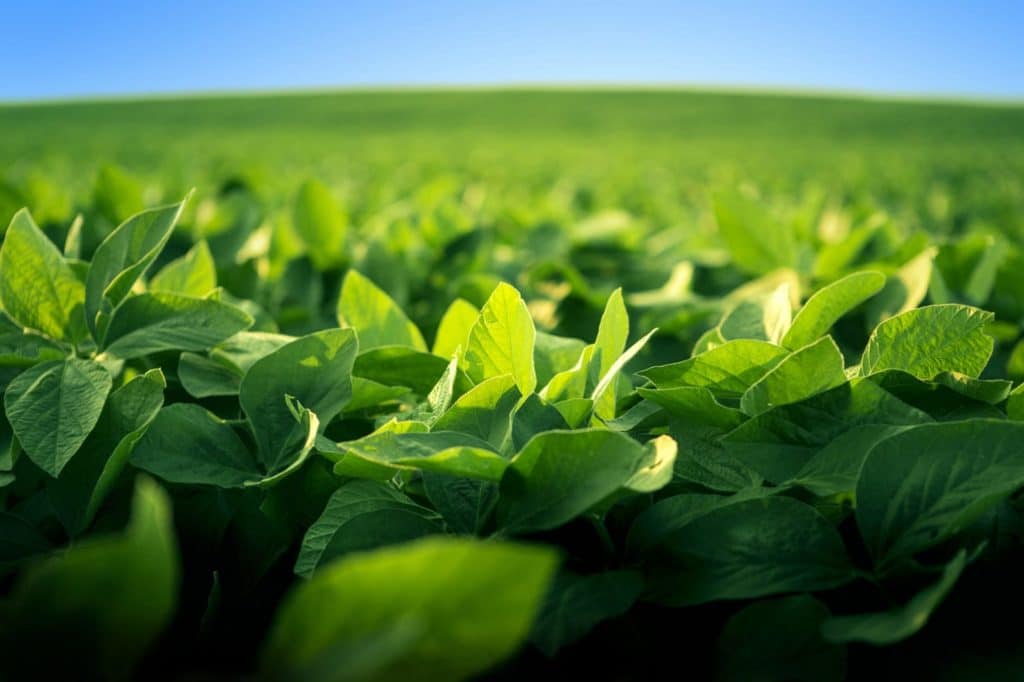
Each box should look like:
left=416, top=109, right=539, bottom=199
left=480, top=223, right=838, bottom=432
left=2, top=91, right=1024, bottom=680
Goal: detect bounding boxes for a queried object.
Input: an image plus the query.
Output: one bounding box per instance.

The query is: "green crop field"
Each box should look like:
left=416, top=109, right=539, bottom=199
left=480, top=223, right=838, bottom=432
left=2, top=89, right=1024, bottom=680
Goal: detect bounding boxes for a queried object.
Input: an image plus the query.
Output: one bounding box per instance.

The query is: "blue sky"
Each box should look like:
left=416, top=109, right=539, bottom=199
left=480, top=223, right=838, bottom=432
left=5, top=1, right=1023, bottom=100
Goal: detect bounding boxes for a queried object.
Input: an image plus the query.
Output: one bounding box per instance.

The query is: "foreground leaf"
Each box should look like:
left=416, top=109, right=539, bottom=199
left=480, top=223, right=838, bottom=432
left=263, top=538, right=558, bottom=682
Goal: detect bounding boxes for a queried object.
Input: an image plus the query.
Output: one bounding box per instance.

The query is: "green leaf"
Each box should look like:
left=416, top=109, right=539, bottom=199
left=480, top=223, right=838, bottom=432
left=639, top=339, right=788, bottom=397
left=1008, top=383, right=1024, bottom=421
left=740, top=336, right=847, bottom=416
left=293, top=178, right=347, bottom=270
left=644, top=496, right=853, bottom=606
left=434, top=374, right=520, bottom=448
left=337, top=270, right=426, bottom=352
left=782, top=270, right=885, bottom=349
left=241, top=329, right=357, bottom=472
left=712, top=189, right=798, bottom=276
left=4, top=358, right=111, bottom=477
left=132, top=403, right=261, bottom=487
left=0, top=208, right=84, bottom=342
left=85, top=195, right=189, bottom=341
left=432, top=297, right=479, bottom=359
left=1, top=477, right=178, bottom=680
left=590, top=328, right=656, bottom=418
left=626, top=491, right=767, bottom=557
left=496, top=429, right=648, bottom=534
left=325, top=429, right=496, bottom=478
left=530, top=570, right=643, bottom=657
left=263, top=538, right=558, bottom=682
left=355, top=346, right=471, bottom=396
left=49, top=368, right=166, bottom=534
left=423, top=473, right=497, bottom=535
left=149, top=239, right=217, bottom=297
left=624, top=435, right=678, bottom=493
left=856, top=419, right=1024, bottom=566
left=638, top=386, right=744, bottom=433
left=101, top=292, right=254, bottom=359
left=593, top=288, right=629, bottom=418
left=464, top=282, right=537, bottom=395
left=788, top=424, right=911, bottom=497
left=865, top=247, right=936, bottom=326
left=294, top=480, right=441, bottom=578
left=860, top=304, right=994, bottom=380
left=823, top=550, right=966, bottom=646
left=394, top=446, right=510, bottom=482
left=717, top=595, right=846, bottom=682
left=534, top=331, right=587, bottom=388
left=177, top=352, right=241, bottom=398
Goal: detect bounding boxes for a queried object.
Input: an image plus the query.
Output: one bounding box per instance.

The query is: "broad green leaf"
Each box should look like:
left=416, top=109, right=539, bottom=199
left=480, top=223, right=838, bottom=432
left=0, top=208, right=84, bottom=342
left=509, top=393, right=571, bottom=452
left=101, top=292, right=254, bottom=359
left=644, top=496, right=853, bottom=606
left=717, top=595, right=846, bottom=682
left=539, top=344, right=596, bottom=402
left=50, top=368, right=166, bottom=534
left=822, top=550, right=967, bottom=646
left=530, top=570, right=643, bottom=657
left=324, top=430, right=496, bottom=478
left=241, top=329, right=357, bottom=472
left=294, top=480, right=441, bottom=578
left=0, top=477, right=178, bottom=680
left=355, top=346, right=471, bottom=396
left=432, top=297, right=478, bottom=359
left=211, top=331, right=294, bottom=374
left=672, top=438, right=765, bottom=493
left=177, top=352, right=241, bottom=398
left=782, top=270, right=885, bottom=349
left=464, top=282, right=537, bottom=395
left=639, top=339, right=788, bottom=397
left=149, top=239, right=217, bottom=296
left=712, top=189, right=798, bottom=276
left=857, top=419, right=1024, bottom=566
left=723, top=379, right=931, bottom=483
left=638, top=386, right=744, bottom=433
left=0, top=328, right=66, bottom=387
left=337, top=270, right=426, bottom=351
left=496, top=429, right=648, bottom=534
left=626, top=491, right=768, bottom=557
left=85, top=196, right=189, bottom=341
left=860, top=304, right=994, bottom=380
left=740, top=336, right=847, bottom=416
left=132, top=403, right=260, bottom=487
left=347, top=377, right=412, bottom=413
left=293, top=179, right=347, bottom=270
left=393, top=446, right=509, bottom=482
left=263, top=538, right=558, bottom=682
left=4, top=358, right=111, bottom=477
left=788, top=424, right=911, bottom=497
left=423, top=473, right=497, bottom=535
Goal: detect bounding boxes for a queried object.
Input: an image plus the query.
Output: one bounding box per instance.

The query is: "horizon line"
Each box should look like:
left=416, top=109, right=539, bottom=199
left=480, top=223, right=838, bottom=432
left=2, top=81, right=1023, bottom=109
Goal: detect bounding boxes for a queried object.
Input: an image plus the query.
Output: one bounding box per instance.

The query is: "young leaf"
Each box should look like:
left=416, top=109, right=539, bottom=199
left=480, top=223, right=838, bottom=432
left=85, top=195, right=190, bottom=341
left=149, top=239, right=217, bottom=297
left=4, top=358, right=112, bottom=477
left=782, top=270, right=885, bottom=349
left=434, top=374, right=520, bottom=447
left=860, top=304, right=994, bottom=380
left=100, top=292, right=254, bottom=359
left=639, top=339, right=788, bottom=397
left=432, top=298, right=479, bottom=359
left=856, top=419, right=1024, bottom=566
left=590, top=328, right=657, bottom=418
left=464, top=282, right=537, bottom=395
left=593, top=288, right=629, bottom=418
left=263, top=538, right=557, bottom=682
left=0, top=208, right=84, bottom=342
left=337, top=269, right=427, bottom=351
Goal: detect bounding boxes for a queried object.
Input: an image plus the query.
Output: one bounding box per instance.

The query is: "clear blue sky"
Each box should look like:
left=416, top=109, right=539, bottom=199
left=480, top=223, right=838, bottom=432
left=5, top=0, right=1023, bottom=101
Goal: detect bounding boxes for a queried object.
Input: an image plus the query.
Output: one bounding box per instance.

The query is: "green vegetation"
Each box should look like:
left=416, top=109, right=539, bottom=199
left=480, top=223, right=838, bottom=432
left=2, top=90, right=1024, bottom=680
